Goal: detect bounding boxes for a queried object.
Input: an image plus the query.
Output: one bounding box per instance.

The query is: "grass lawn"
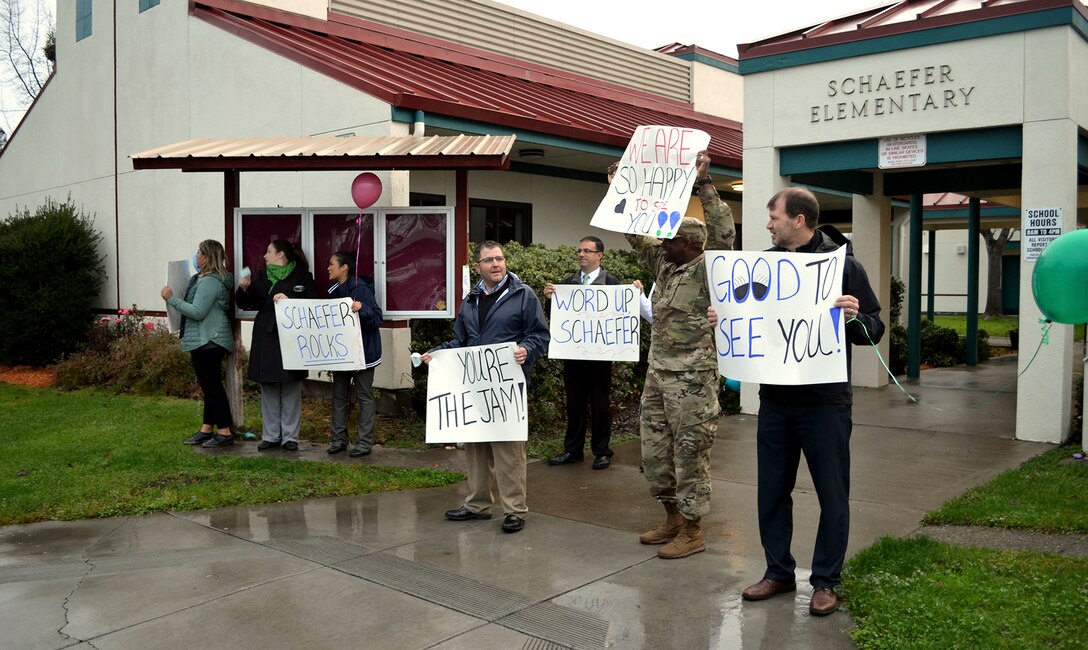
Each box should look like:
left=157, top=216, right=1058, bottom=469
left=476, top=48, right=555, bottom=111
left=845, top=445, right=1088, bottom=648
left=842, top=536, right=1088, bottom=649
left=0, top=384, right=464, bottom=525
left=932, top=314, right=1086, bottom=340
left=922, top=445, right=1088, bottom=533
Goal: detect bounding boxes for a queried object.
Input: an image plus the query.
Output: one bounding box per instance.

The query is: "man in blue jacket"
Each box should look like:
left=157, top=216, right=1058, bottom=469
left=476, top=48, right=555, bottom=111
left=422, top=241, right=550, bottom=533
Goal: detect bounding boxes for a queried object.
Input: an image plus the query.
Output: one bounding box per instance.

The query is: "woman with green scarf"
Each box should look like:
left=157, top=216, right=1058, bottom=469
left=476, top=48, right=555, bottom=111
left=236, top=239, right=315, bottom=451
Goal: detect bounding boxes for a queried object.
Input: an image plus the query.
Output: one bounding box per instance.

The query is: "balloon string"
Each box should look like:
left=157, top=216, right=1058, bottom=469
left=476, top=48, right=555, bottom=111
left=852, top=318, right=1051, bottom=412
left=355, top=213, right=363, bottom=279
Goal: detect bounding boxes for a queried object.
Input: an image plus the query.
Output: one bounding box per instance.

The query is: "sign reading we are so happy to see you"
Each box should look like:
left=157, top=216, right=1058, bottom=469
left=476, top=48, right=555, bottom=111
left=591, top=125, right=711, bottom=238
left=706, top=248, right=848, bottom=386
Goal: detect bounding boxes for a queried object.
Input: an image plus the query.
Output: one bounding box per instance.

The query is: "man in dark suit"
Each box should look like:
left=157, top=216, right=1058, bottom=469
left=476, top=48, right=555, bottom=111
left=544, top=236, right=621, bottom=470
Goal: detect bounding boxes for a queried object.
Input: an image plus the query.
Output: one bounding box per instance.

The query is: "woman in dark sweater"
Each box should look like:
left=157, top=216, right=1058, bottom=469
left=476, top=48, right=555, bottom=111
left=236, top=239, right=315, bottom=451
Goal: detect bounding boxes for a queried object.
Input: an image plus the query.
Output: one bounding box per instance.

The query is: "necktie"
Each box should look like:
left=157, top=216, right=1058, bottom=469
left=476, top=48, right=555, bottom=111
left=582, top=273, right=590, bottom=285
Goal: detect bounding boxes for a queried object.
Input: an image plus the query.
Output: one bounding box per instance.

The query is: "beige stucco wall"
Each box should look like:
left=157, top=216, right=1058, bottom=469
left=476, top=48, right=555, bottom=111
left=692, top=61, right=743, bottom=123
left=764, top=32, right=1028, bottom=147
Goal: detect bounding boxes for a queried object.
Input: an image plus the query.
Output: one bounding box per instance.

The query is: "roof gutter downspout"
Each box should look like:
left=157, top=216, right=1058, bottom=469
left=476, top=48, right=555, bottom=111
left=113, top=0, right=121, bottom=310
left=413, top=110, right=425, bottom=136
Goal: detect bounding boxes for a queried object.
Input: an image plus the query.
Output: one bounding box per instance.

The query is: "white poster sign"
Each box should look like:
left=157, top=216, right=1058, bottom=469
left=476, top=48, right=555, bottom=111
left=548, top=284, right=641, bottom=362
left=1023, top=207, right=1063, bottom=263
left=274, top=298, right=366, bottom=371
left=425, top=343, right=528, bottom=443
left=878, top=134, right=927, bottom=169
left=165, top=260, right=192, bottom=334
left=706, top=248, right=848, bottom=385
left=591, top=125, right=710, bottom=238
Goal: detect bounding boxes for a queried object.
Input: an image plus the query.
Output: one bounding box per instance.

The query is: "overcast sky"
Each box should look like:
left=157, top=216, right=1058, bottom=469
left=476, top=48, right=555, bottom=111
left=1, top=0, right=887, bottom=133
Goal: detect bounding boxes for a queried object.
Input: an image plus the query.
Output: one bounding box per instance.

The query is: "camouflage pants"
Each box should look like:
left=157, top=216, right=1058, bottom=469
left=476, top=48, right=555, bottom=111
left=640, top=366, right=720, bottom=519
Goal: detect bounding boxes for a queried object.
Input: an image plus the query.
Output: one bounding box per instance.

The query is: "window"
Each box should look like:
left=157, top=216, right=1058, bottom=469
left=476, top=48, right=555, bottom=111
left=409, top=192, right=446, bottom=207
left=470, top=199, right=531, bottom=246
left=75, top=0, right=92, bottom=42
left=235, top=207, right=454, bottom=319
left=139, top=0, right=161, bottom=12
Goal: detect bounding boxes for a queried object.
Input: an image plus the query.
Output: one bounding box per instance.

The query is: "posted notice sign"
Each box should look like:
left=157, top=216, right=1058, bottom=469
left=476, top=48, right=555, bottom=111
left=548, top=284, right=641, bottom=362
left=706, top=248, right=848, bottom=385
left=878, top=134, right=926, bottom=169
left=1023, top=207, right=1063, bottom=263
left=425, top=343, right=528, bottom=443
left=275, top=298, right=366, bottom=371
left=591, top=125, right=710, bottom=238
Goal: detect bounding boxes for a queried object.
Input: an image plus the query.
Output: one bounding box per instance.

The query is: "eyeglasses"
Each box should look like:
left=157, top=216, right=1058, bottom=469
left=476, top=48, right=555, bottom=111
left=575, top=248, right=601, bottom=254
left=477, top=255, right=505, bottom=265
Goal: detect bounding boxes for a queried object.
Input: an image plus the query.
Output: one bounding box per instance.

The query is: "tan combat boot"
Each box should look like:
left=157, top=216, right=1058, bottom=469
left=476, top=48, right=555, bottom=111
left=639, top=501, right=683, bottom=545
left=657, top=517, right=705, bottom=559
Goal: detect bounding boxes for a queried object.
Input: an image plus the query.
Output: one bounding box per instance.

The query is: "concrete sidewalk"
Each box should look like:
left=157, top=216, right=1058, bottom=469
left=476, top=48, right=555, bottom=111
left=0, top=355, right=1055, bottom=649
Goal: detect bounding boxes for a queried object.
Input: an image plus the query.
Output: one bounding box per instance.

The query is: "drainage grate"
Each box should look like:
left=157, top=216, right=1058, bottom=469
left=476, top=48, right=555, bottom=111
left=335, top=552, right=535, bottom=620
left=262, top=536, right=370, bottom=565
left=521, top=637, right=577, bottom=650
left=499, top=602, right=608, bottom=650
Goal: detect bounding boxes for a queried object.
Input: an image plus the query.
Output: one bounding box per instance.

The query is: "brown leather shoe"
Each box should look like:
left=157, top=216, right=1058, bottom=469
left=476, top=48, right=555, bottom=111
left=742, top=578, right=797, bottom=601
left=809, top=587, right=840, bottom=616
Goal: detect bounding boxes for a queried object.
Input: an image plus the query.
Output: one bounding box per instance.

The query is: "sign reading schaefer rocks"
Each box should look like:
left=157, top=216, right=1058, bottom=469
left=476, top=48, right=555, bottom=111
left=591, top=125, right=710, bottom=238
left=275, top=298, right=366, bottom=371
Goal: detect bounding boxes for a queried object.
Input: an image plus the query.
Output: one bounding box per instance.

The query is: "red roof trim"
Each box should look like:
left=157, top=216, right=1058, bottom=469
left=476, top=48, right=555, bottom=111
left=738, top=0, right=1081, bottom=59
left=191, top=3, right=743, bottom=166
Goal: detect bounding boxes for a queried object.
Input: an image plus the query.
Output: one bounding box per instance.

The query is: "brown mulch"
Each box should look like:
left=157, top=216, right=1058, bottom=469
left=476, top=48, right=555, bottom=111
left=0, top=365, right=55, bottom=388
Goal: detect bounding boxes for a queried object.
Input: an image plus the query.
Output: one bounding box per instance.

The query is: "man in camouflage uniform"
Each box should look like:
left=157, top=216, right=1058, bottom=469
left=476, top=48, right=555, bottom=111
left=618, top=150, right=736, bottom=558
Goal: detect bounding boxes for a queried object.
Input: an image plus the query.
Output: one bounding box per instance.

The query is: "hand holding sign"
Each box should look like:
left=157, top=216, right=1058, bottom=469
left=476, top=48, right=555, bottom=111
left=592, top=126, right=711, bottom=237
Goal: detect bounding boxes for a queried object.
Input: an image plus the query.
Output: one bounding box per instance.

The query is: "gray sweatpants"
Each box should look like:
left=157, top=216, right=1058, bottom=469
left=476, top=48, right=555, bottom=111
left=331, top=368, right=376, bottom=452
left=260, top=380, right=302, bottom=443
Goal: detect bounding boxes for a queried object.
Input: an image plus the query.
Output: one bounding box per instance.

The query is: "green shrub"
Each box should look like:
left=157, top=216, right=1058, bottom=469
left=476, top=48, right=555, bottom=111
left=889, top=275, right=904, bottom=324
left=0, top=197, right=106, bottom=365
left=56, top=312, right=199, bottom=398
left=888, top=320, right=992, bottom=375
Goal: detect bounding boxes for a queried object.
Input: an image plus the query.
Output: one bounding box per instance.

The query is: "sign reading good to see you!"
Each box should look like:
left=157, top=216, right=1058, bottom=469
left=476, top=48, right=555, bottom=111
left=275, top=298, right=366, bottom=371
left=591, top=125, right=710, bottom=238
left=548, top=284, right=641, bottom=362
left=706, top=249, right=848, bottom=385
left=425, top=343, right=528, bottom=444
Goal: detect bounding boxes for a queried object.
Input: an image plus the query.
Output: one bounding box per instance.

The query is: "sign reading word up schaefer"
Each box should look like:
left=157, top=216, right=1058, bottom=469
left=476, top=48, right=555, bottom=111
left=275, top=298, right=366, bottom=371
left=706, top=248, right=847, bottom=385
left=425, top=343, right=528, bottom=443
left=591, top=125, right=710, bottom=238
left=548, top=284, right=641, bottom=362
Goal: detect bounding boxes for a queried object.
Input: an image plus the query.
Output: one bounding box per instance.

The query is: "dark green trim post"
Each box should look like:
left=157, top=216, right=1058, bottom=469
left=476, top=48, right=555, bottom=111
left=927, top=229, right=936, bottom=321
left=966, top=198, right=981, bottom=366
left=908, top=194, right=923, bottom=378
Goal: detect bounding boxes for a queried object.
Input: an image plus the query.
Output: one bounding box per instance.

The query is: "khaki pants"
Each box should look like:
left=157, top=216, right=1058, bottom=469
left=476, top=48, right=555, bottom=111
left=463, top=441, right=528, bottom=517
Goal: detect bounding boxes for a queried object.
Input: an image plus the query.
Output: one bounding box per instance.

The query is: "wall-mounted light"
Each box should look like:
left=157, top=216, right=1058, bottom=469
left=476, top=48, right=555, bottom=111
left=519, top=148, right=545, bottom=159
left=729, top=180, right=744, bottom=192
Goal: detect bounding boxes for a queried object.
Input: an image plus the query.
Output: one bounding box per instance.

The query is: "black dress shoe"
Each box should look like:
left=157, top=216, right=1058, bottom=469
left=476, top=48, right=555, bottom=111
left=201, top=433, right=237, bottom=448
left=282, top=441, right=299, bottom=452
left=348, top=447, right=371, bottom=457
left=501, top=515, right=525, bottom=533
left=183, top=431, right=214, bottom=446
left=257, top=440, right=280, bottom=451
left=592, top=455, right=612, bottom=470
left=444, top=506, right=491, bottom=521
left=327, top=443, right=347, bottom=454
left=548, top=452, right=583, bottom=465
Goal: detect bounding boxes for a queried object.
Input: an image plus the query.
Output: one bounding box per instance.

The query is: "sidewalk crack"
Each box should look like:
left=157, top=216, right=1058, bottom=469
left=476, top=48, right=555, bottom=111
left=57, top=518, right=129, bottom=644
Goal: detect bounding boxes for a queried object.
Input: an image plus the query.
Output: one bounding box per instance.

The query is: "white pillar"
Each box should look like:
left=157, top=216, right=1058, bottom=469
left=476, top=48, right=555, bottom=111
left=737, top=145, right=786, bottom=415
left=850, top=174, right=891, bottom=388
left=1016, top=119, right=1077, bottom=443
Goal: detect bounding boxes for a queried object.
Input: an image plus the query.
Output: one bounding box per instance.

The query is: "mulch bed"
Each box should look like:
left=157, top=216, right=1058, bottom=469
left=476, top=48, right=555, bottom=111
left=0, top=365, right=55, bottom=388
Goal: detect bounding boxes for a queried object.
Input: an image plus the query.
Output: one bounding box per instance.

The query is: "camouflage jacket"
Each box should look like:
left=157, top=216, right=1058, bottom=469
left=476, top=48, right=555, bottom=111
left=626, top=185, right=736, bottom=372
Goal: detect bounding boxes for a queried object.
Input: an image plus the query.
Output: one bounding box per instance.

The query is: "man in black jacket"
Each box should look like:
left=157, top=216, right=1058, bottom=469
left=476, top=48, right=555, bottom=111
left=738, top=187, right=885, bottom=616
left=544, top=236, right=621, bottom=470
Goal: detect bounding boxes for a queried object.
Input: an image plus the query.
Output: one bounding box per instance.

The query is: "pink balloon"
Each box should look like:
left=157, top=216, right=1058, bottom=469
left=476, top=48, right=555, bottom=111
left=351, top=172, right=383, bottom=210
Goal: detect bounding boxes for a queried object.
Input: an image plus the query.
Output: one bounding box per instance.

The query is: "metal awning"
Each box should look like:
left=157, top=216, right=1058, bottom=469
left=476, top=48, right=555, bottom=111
left=130, top=134, right=516, bottom=172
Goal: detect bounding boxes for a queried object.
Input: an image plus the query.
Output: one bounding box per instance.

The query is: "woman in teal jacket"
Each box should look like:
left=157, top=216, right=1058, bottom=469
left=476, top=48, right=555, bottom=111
left=161, top=239, right=236, bottom=448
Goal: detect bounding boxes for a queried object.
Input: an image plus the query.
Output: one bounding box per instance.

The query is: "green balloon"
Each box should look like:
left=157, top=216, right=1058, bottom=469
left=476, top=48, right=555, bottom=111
left=1031, top=228, right=1088, bottom=324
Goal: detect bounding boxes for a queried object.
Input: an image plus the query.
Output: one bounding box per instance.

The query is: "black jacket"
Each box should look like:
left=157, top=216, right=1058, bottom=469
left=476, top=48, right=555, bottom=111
left=236, top=266, right=316, bottom=383
left=328, top=276, right=383, bottom=371
left=760, top=228, right=885, bottom=405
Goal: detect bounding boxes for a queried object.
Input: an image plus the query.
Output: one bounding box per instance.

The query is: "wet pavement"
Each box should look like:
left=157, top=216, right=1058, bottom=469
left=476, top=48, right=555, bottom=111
left=0, top=354, right=1059, bottom=649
